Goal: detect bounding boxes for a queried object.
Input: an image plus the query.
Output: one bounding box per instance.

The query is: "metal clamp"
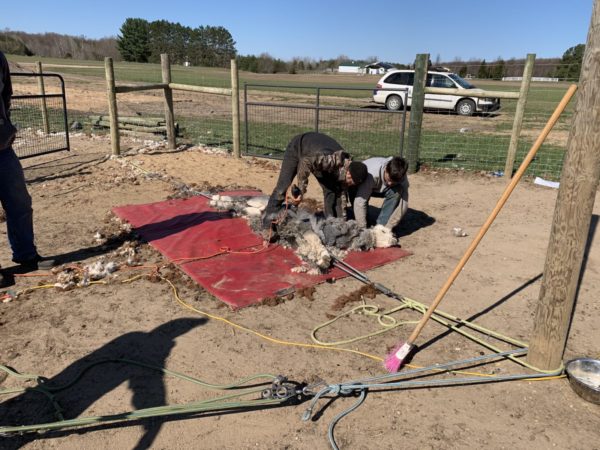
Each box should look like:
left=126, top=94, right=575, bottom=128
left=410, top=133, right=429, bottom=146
left=261, top=376, right=306, bottom=403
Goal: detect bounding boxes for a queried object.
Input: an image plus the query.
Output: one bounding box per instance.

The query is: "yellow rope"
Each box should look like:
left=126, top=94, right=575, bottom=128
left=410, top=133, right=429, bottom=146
left=2, top=270, right=565, bottom=381
left=311, top=303, right=419, bottom=346
left=161, top=277, right=385, bottom=362
left=161, top=277, right=565, bottom=381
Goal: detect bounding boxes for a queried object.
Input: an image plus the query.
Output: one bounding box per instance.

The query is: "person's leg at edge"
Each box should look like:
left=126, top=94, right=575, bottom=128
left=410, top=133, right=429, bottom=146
left=376, top=186, right=401, bottom=227
left=262, top=137, right=301, bottom=229
left=0, top=147, right=37, bottom=263
left=318, top=175, right=342, bottom=218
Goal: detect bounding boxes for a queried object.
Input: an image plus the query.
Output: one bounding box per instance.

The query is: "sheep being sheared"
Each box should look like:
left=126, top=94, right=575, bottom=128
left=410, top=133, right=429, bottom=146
left=209, top=195, right=398, bottom=272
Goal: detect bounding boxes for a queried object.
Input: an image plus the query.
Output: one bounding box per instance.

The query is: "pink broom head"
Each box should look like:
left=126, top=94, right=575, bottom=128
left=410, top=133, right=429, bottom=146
left=384, top=342, right=414, bottom=373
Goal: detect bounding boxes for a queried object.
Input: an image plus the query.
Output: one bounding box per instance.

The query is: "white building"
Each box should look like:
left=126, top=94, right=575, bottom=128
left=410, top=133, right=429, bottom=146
left=364, top=62, right=394, bottom=75
left=338, top=63, right=362, bottom=74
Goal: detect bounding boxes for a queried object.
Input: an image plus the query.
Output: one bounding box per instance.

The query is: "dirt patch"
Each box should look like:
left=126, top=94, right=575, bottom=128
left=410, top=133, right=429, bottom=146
left=331, top=284, right=379, bottom=311
left=0, top=128, right=598, bottom=448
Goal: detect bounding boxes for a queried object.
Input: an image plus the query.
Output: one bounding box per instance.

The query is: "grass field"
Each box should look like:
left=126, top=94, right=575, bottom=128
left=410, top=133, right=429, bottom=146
left=7, top=54, right=575, bottom=179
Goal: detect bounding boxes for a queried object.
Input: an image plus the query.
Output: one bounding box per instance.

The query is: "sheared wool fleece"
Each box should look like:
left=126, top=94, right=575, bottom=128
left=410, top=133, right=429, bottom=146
left=210, top=195, right=397, bottom=270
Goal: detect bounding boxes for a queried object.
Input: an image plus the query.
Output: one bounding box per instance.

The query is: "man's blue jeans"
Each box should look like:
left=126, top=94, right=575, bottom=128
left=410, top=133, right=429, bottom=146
left=0, top=146, right=37, bottom=262
left=373, top=186, right=401, bottom=226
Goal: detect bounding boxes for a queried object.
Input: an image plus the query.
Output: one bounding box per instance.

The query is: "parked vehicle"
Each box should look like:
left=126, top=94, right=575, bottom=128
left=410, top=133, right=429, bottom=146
left=372, top=69, right=500, bottom=116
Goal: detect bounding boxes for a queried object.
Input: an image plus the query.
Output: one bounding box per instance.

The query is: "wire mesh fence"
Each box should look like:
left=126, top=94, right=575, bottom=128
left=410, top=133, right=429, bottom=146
left=174, top=90, right=233, bottom=150
left=415, top=63, right=576, bottom=181
left=10, top=73, right=69, bottom=159
left=18, top=57, right=575, bottom=183
left=243, top=85, right=407, bottom=160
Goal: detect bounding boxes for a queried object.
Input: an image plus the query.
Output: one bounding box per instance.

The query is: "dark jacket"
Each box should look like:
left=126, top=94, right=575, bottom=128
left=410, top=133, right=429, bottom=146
left=0, top=51, right=16, bottom=150
left=293, top=132, right=351, bottom=194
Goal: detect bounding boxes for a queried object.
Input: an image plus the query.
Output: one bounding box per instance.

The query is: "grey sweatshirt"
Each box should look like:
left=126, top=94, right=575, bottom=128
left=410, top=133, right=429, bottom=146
left=353, top=156, right=409, bottom=229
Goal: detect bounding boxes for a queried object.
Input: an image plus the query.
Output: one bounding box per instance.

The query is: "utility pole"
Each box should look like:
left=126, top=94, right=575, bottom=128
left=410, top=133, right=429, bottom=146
left=528, top=0, right=600, bottom=370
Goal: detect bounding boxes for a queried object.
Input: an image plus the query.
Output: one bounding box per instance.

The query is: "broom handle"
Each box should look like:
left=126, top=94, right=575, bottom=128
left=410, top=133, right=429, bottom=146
left=407, top=84, right=578, bottom=344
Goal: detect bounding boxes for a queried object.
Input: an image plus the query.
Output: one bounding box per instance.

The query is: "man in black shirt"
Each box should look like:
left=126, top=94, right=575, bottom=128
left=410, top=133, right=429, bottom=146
left=262, top=132, right=367, bottom=231
left=0, top=51, right=54, bottom=287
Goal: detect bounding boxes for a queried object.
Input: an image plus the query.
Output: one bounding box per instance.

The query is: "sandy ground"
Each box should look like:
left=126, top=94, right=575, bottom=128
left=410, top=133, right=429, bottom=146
left=0, top=129, right=598, bottom=450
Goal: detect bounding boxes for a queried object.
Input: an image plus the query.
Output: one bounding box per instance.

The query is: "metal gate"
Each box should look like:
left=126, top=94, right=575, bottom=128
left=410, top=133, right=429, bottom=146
left=243, top=84, right=408, bottom=160
left=10, top=73, right=70, bottom=159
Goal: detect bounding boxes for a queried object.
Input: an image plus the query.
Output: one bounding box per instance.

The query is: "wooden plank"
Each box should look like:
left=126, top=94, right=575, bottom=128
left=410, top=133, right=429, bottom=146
left=169, top=83, right=232, bottom=96
left=95, top=120, right=170, bottom=133
left=115, top=83, right=168, bottom=93
left=89, top=115, right=165, bottom=126
left=119, top=129, right=164, bottom=140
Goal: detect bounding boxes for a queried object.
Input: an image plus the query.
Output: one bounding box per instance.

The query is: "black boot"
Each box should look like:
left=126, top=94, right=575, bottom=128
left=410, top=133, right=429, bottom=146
left=15, top=254, right=57, bottom=271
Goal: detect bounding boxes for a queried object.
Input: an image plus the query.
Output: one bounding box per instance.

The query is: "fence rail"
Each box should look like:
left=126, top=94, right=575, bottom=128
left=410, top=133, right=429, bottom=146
left=104, top=55, right=240, bottom=156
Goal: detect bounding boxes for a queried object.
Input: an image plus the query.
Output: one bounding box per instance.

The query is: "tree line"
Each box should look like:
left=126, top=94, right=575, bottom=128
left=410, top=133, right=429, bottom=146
left=439, top=45, right=585, bottom=81
left=0, top=27, right=584, bottom=80
left=116, top=18, right=236, bottom=67
left=0, top=30, right=119, bottom=60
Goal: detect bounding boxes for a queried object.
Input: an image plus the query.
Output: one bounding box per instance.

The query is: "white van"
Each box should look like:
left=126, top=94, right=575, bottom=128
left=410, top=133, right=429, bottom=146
left=373, top=69, right=500, bottom=116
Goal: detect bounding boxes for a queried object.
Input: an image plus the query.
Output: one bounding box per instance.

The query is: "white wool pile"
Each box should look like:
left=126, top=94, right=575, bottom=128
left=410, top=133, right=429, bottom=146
left=54, top=260, right=120, bottom=290
left=244, top=196, right=269, bottom=217
left=371, top=224, right=399, bottom=248
left=246, top=196, right=269, bottom=210
left=54, top=270, right=78, bottom=291
left=210, top=194, right=270, bottom=218
left=209, top=195, right=399, bottom=272
left=209, top=194, right=235, bottom=209
left=85, top=260, right=119, bottom=281
left=295, top=230, right=331, bottom=270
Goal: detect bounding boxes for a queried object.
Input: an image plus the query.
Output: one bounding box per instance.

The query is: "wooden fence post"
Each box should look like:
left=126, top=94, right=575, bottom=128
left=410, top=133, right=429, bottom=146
left=161, top=54, right=177, bottom=150
left=406, top=53, right=428, bottom=173
left=104, top=57, right=120, bottom=156
left=527, top=0, right=600, bottom=370
left=504, top=53, right=535, bottom=179
left=231, top=58, right=241, bottom=158
left=36, top=61, right=50, bottom=134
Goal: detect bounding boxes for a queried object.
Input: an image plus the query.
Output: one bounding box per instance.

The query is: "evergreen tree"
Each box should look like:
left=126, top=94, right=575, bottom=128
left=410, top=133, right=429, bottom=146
left=477, top=59, right=489, bottom=79
left=117, top=18, right=150, bottom=62
left=147, top=20, right=172, bottom=63
left=554, top=44, right=585, bottom=80
left=187, top=26, right=208, bottom=66
left=491, top=58, right=505, bottom=79
left=288, top=60, right=298, bottom=74
left=117, top=18, right=236, bottom=67
left=203, top=26, right=236, bottom=67
left=238, top=55, right=259, bottom=72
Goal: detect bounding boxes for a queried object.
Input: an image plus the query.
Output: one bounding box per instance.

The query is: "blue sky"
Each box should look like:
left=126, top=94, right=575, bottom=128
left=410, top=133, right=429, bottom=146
left=2, top=0, right=593, bottom=63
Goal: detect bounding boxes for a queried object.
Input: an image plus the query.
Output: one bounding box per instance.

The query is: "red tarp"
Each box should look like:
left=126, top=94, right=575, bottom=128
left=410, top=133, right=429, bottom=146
left=113, top=192, right=411, bottom=309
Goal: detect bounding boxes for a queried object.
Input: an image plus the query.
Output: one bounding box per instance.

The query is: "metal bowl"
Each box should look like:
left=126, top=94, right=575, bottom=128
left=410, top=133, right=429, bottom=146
left=565, top=358, right=600, bottom=405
